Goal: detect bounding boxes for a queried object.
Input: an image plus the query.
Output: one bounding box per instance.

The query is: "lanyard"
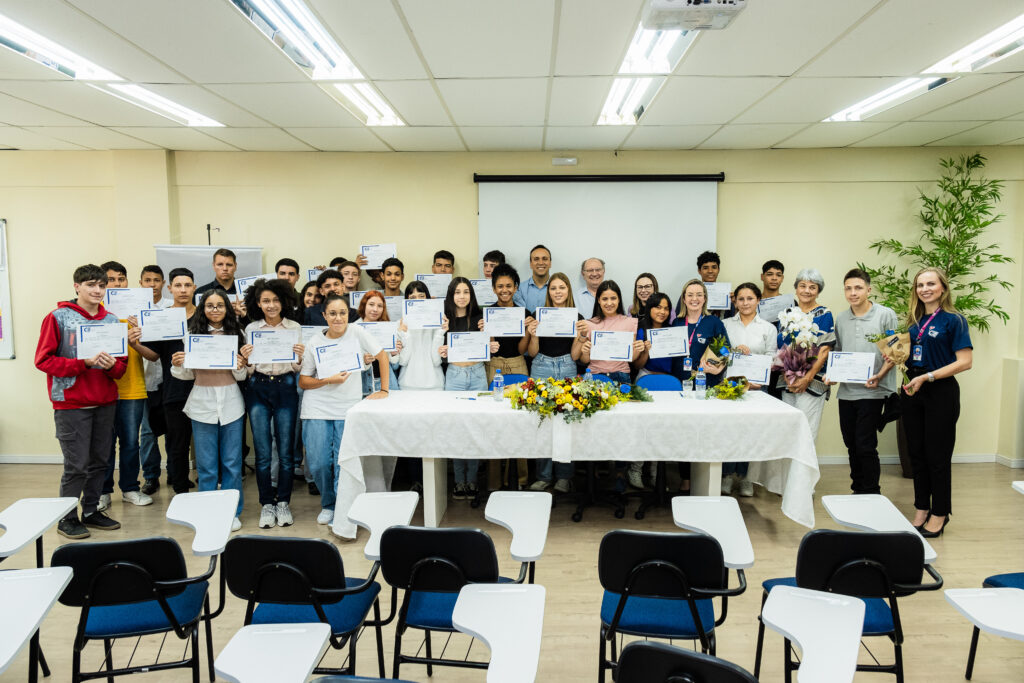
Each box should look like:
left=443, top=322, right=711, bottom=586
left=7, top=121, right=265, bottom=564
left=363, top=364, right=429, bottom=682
left=687, top=315, right=703, bottom=346
left=915, top=310, right=940, bottom=342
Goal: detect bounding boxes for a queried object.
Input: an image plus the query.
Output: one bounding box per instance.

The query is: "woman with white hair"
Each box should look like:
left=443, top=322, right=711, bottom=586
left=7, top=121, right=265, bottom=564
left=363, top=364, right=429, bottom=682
left=775, top=268, right=836, bottom=439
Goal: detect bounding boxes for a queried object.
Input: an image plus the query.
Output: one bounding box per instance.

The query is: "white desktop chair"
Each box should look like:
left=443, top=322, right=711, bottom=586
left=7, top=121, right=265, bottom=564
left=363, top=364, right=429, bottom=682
left=485, top=491, right=552, bottom=583
left=452, top=583, right=546, bottom=683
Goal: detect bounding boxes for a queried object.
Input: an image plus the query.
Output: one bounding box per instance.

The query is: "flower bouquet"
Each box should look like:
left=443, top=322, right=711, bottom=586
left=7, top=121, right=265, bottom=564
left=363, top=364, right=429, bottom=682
left=773, top=309, right=820, bottom=385
left=708, top=376, right=749, bottom=400
left=504, top=376, right=651, bottom=424
left=700, top=334, right=732, bottom=371
left=866, top=327, right=911, bottom=383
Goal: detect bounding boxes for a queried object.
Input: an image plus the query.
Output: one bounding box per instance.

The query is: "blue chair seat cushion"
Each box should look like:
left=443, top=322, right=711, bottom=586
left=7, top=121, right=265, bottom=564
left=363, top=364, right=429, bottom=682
left=762, top=576, right=893, bottom=635
left=251, top=578, right=381, bottom=636
left=85, top=581, right=209, bottom=638
left=406, top=577, right=515, bottom=631
left=600, top=591, right=716, bottom=639
left=983, top=572, right=1024, bottom=589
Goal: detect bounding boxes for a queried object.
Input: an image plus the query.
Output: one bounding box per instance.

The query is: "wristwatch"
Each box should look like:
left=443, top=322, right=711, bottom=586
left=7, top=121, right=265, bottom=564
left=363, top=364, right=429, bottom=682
left=927, top=372, right=935, bottom=382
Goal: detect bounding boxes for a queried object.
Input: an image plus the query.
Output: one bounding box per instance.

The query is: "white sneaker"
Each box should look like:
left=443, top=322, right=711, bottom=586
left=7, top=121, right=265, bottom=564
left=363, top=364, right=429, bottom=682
left=528, top=480, right=550, bottom=491
left=231, top=517, right=242, bottom=532
left=554, top=478, right=572, bottom=493
left=258, top=504, right=276, bottom=529
left=627, top=463, right=645, bottom=489
left=97, top=493, right=111, bottom=512
left=737, top=477, right=754, bottom=497
left=721, top=475, right=734, bottom=495
left=122, top=491, right=153, bottom=507
left=316, top=508, right=334, bottom=525
left=275, top=501, right=293, bottom=527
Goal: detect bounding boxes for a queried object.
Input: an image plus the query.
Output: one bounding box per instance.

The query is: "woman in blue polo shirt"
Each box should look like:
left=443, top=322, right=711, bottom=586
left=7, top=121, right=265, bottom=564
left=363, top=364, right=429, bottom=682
left=670, top=279, right=730, bottom=388
left=897, top=268, right=972, bottom=538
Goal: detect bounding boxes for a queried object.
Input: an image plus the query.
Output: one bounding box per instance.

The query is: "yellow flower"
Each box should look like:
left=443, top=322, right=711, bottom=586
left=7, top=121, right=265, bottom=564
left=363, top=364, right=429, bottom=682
left=541, top=390, right=548, bottom=398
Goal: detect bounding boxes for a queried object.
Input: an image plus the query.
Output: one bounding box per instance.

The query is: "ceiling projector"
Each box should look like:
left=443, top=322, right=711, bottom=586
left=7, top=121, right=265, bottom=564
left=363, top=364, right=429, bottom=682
left=641, top=0, right=748, bottom=31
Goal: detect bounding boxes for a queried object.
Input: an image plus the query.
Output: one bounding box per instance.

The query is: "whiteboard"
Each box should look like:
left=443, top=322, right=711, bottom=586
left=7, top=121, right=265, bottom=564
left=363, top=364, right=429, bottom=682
left=154, top=244, right=263, bottom=296
left=0, top=219, right=12, bottom=359
left=477, top=181, right=718, bottom=309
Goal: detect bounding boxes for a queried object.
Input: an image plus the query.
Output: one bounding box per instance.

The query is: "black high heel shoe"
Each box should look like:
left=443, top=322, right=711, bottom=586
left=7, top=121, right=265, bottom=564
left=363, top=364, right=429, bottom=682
left=919, top=514, right=950, bottom=538
left=913, top=512, right=931, bottom=532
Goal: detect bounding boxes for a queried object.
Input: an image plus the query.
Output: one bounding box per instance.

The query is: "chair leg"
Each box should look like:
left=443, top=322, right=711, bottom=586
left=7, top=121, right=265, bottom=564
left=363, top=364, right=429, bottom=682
left=73, top=646, right=82, bottom=683
left=965, top=626, right=980, bottom=680
left=424, top=629, right=432, bottom=677
left=373, top=600, right=385, bottom=679
left=204, top=596, right=215, bottom=682
left=192, top=629, right=201, bottom=683
left=392, top=628, right=403, bottom=680
left=349, top=629, right=358, bottom=675
left=783, top=638, right=793, bottom=683
left=753, top=592, right=768, bottom=678
left=38, top=645, right=51, bottom=678
left=894, top=639, right=904, bottom=683
left=708, top=632, right=716, bottom=657
left=103, top=638, right=114, bottom=683
left=598, top=627, right=607, bottom=683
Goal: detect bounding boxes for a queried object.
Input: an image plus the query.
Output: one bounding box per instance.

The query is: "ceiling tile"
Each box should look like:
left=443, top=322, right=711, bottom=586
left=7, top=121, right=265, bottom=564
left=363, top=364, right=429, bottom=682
left=436, top=78, right=547, bottom=126
left=371, top=126, right=465, bottom=152
left=284, top=127, right=391, bottom=152
left=870, top=73, right=1017, bottom=122
left=0, top=125, right=89, bottom=150
left=309, top=0, right=426, bottom=80
left=554, top=0, right=642, bottom=76
left=735, top=77, right=904, bottom=124
left=138, top=84, right=272, bottom=128
left=544, top=126, right=630, bottom=150
left=398, top=0, right=554, bottom=78
left=460, top=127, right=544, bottom=151
left=917, top=76, right=1024, bottom=121
left=376, top=81, right=451, bottom=127
left=22, top=126, right=159, bottom=150
left=0, top=81, right=181, bottom=127
left=0, top=45, right=74, bottom=80
left=927, top=120, right=1024, bottom=146
left=202, top=128, right=315, bottom=151
left=641, top=77, right=784, bottom=126
left=207, top=84, right=362, bottom=127
left=698, top=123, right=807, bottom=149
left=548, top=77, right=612, bottom=126
left=774, top=121, right=895, bottom=148
left=852, top=121, right=984, bottom=147
left=0, top=92, right=90, bottom=126
left=618, top=125, right=720, bottom=149
left=111, top=127, right=240, bottom=151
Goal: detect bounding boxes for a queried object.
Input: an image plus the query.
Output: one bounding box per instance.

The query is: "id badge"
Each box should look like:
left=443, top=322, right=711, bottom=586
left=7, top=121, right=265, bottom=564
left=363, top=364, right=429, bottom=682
left=912, top=345, right=923, bottom=362
left=683, top=357, right=693, bottom=372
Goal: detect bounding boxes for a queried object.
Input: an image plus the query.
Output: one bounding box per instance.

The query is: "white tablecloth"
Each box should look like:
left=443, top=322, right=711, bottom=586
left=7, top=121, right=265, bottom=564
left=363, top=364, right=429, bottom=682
left=338, top=390, right=819, bottom=527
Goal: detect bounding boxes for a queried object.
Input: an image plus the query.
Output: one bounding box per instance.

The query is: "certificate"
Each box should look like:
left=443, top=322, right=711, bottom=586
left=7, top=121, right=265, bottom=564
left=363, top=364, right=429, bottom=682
left=104, top=288, right=152, bottom=319
left=184, top=334, right=237, bottom=369
left=535, top=307, right=578, bottom=337
left=447, top=332, right=490, bottom=363
left=76, top=322, right=128, bottom=359
left=356, top=321, right=398, bottom=352
left=248, top=329, right=299, bottom=364
left=403, top=298, right=444, bottom=329
left=359, top=243, right=397, bottom=270
left=590, top=330, right=633, bottom=362
left=139, top=307, right=187, bottom=342
left=647, top=326, right=689, bottom=359
left=826, top=351, right=875, bottom=384
left=194, top=292, right=237, bottom=305
left=301, top=325, right=326, bottom=343
left=727, top=353, right=773, bottom=384
left=385, top=296, right=404, bottom=322
left=415, top=273, right=452, bottom=299
left=234, top=273, right=276, bottom=297
left=313, top=339, right=361, bottom=378
left=349, top=291, right=368, bottom=310
left=307, top=268, right=325, bottom=284
left=705, top=281, right=732, bottom=310
left=758, top=295, right=793, bottom=323
left=484, top=306, right=525, bottom=337
left=470, top=279, right=497, bottom=306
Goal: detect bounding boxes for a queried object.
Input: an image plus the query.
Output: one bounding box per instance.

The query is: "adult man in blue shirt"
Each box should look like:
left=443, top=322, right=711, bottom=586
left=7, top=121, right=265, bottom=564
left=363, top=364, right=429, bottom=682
left=514, top=244, right=552, bottom=311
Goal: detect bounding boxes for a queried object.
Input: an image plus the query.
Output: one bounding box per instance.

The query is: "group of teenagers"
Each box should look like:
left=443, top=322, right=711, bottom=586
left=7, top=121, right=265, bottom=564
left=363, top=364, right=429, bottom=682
left=36, top=244, right=972, bottom=541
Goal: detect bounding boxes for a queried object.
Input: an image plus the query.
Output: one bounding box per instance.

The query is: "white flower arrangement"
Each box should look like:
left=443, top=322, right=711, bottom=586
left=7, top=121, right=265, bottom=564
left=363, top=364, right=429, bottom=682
left=778, top=309, right=821, bottom=350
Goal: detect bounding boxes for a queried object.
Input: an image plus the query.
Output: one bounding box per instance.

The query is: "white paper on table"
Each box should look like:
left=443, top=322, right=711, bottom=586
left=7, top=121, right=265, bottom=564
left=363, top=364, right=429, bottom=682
left=385, top=296, right=404, bottom=322
left=415, top=274, right=452, bottom=299
left=705, top=281, right=732, bottom=310
left=447, top=332, right=491, bottom=362
left=356, top=321, right=398, bottom=352
left=590, top=330, right=633, bottom=362
left=301, top=325, right=327, bottom=343
left=648, top=326, right=690, bottom=358
left=104, top=288, right=153, bottom=320
left=402, top=298, right=444, bottom=329
left=349, top=291, right=368, bottom=310
left=184, top=334, right=238, bottom=369
left=194, top=292, right=237, bottom=305
left=535, top=307, right=578, bottom=337
left=484, top=306, right=525, bottom=336
left=826, top=351, right=875, bottom=383
left=77, top=322, right=128, bottom=358
left=139, top=307, right=187, bottom=342
left=758, top=295, right=792, bottom=323
left=727, top=353, right=773, bottom=384
left=307, top=268, right=325, bottom=284
left=313, top=339, right=361, bottom=378
left=234, top=274, right=276, bottom=297
left=470, top=279, right=497, bottom=306
left=359, top=243, right=397, bottom=270
left=248, top=329, right=300, bottom=364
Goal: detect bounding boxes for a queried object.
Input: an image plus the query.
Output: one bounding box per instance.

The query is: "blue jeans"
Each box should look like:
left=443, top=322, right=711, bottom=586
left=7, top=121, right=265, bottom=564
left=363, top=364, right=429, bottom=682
left=536, top=458, right=573, bottom=482
left=192, top=417, right=245, bottom=516
left=530, top=353, right=577, bottom=381
left=362, top=363, right=401, bottom=396
left=722, top=462, right=749, bottom=477
left=139, top=398, right=163, bottom=481
left=103, top=398, right=145, bottom=494
left=248, top=374, right=298, bottom=505
left=445, top=364, right=487, bottom=484
left=303, top=419, right=345, bottom=510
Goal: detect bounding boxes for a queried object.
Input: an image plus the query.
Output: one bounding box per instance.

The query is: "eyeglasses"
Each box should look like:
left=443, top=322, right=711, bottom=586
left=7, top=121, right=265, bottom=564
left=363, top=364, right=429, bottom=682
left=583, top=268, right=604, bottom=275
left=636, top=284, right=654, bottom=291
left=205, top=304, right=227, bottom=311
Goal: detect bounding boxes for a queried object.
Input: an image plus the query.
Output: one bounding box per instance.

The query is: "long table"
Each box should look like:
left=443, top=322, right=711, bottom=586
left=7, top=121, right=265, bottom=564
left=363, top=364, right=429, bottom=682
left=338, top=390, right=819, bottom=528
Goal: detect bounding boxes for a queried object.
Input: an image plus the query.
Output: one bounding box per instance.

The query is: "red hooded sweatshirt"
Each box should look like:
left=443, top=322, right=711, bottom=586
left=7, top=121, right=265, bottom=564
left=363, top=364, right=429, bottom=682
left=35, top=300, right=127, bottom=409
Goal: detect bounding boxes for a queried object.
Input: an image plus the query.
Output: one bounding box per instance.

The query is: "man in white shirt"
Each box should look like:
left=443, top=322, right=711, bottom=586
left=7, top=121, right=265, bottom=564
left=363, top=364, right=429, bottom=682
left=577, top=257, right=605, bottom=319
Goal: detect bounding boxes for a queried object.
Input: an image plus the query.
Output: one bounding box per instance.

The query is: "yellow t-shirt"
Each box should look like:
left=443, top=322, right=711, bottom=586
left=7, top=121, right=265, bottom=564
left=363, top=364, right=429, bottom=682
left=114, top=338, right=148, bottom=400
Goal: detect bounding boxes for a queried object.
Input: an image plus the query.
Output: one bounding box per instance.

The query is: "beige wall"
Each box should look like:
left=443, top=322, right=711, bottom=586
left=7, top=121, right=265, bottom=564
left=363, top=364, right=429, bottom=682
left=1, top=146, right=1021, bottom=463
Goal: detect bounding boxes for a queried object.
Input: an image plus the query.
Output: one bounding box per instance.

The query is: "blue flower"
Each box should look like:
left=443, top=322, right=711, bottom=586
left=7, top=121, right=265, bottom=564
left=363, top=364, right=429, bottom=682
left=885, top=329, right=895, bottom=336
left=619, top=384, right=631, bottom=394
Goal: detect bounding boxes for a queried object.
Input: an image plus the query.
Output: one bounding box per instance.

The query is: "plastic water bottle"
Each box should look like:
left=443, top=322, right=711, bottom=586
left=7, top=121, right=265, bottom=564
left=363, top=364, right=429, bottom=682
left=493, top=369, right=504, bottom=401
left=584, top=368, right=594, bottom=383
left=694, top=366, right=707, bottom=399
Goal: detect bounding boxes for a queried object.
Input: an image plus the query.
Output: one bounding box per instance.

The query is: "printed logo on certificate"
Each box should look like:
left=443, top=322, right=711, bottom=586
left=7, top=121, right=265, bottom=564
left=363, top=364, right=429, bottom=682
left=307, top=268, right=325, bottom=284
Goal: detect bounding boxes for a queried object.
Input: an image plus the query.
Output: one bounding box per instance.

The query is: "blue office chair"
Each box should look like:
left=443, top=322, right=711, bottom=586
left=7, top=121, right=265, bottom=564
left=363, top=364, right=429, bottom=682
left=617, top=641, right=757, bottom=683
left=591, top=373, right=613, bottom=383
left=489, top=373, right=528, bottom=389
left=637, top=374, right=683, bottom=391
left=963, top=571, right=1024, bottom=679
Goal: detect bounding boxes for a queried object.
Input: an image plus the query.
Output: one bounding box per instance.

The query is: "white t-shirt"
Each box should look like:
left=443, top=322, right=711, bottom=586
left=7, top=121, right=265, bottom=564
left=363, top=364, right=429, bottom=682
left=300, top=326, right=383, bottom=420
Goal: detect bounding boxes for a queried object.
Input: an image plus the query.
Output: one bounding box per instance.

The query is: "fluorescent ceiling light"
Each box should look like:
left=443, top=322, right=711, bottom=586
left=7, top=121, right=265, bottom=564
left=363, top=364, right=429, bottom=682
left=330, top=83, right=404, bottom=127
left=92, top=84, right=224, bottom=127
left=598, top=77, right=663, bottom=126
left=620, top=26, right=697, bottom=74
left=0, top=11, right=120, bottom=80
left=925, top=12, right=1024, bottom=73
left=824, top=77, right=953, bottom=122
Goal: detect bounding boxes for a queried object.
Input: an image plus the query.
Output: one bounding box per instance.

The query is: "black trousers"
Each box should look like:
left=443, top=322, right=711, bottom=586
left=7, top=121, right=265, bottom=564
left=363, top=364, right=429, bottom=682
left=900, top=376, right=959, bottom=516
left=838, top=398, right=884, bottom=494
left=163, top=400, right=193, bottom=494
left=55, top=404, right=116, bottom=518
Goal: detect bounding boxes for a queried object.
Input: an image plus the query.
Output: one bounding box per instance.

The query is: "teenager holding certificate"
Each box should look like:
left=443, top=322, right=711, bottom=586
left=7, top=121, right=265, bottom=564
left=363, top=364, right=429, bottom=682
left=380, top=257, right=405, bottom=297
left=356, top=290, right=402, bottom=395
left=633, top=292, right=675, bottom=378
left=170, top=289, right=247, bottom=531
left=485, top=264, right=530, bottom=383
left=396, top=281, right=444, bottom=391
left=238, top=278, right=304, bottom=529
left=897, top=268, right=972, bottom=538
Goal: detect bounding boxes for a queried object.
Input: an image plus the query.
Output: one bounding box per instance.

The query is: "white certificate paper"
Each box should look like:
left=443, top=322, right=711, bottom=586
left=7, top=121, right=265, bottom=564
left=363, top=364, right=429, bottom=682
left=403, top=298, right=444, bottom=329
left=248, top=329, right=299, bottom=364
left=758, top=295, right=793, bottom=323
left=301, top=325, right=327, bottom=343
left=727, top=353, right=773, bottom=384
left=77, top=322, right=128, bottom=359
left=184, top=334, right=238, bottom=369
left=470, top=279, right=497, bottom=306
left=484, top=306, right=525, bottom=337
left=590, top=330, right=633, bottom=362
left=415, top=274, right=452, bottom=299
left=139, top=307, right=187, bottom=342
left=356, top=321, right=398, bottom=352
left=535, top=307, right=578, bottom=337
left=104, top=288, right=152, bottom=319
left=705, top=282, right=732, bottom=310
left=647, top=326, right=689, bottom=359
left=349, top=291, right=368, bottom=310
left=385, top=296, right=404, bottom=322
left=234, top=273, right=276, bottom=297
left=826, top=351, right=876, bottom=383
left=307, top=268, right=325, bottom=284
left=359, top=243, right=397, bottom=270
left=447, top=332, right=491, bottom=363
left=194, top=292, right=237, bottom=305
left=313, top=339, right=361, bottom=378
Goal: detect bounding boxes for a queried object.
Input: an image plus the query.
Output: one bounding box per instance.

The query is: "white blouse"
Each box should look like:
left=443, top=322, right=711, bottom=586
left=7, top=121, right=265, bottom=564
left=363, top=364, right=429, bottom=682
left=171, top=327, right=247, bottom=426
left=396, top=327, right=444, bottom=391
left=722, top=314, right=779, bottom=356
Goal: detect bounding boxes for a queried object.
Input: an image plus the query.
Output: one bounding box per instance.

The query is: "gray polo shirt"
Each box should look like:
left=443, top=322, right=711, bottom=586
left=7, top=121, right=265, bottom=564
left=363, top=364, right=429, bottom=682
left=834, top=303, right=900, bottom=401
